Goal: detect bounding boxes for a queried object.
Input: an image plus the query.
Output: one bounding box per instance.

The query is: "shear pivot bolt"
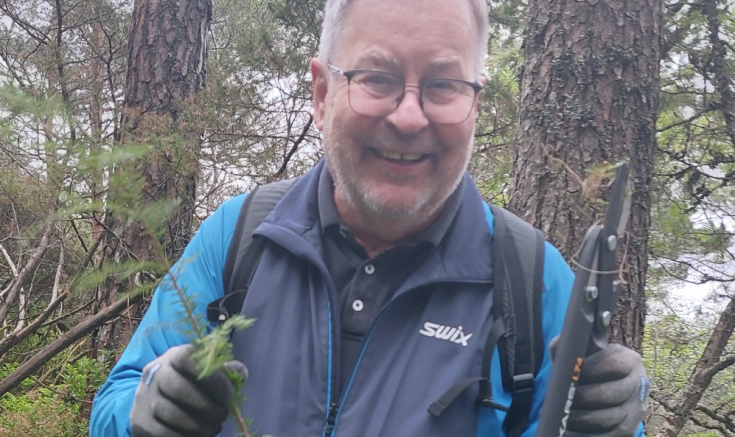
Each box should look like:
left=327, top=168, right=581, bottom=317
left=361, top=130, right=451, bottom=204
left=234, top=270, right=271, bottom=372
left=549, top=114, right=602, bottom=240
left=601, top=311, right=612, bottom=327
left=585, top=286, right=599, bottom=301
left=607, top=235, right=617, bottom=251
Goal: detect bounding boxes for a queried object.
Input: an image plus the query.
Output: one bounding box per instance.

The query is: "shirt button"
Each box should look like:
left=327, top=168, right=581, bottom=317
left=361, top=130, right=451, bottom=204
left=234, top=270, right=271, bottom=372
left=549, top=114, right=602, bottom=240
left=364, top=264, right=375, bottom=275
left=352, top=299, right=364, bottom=312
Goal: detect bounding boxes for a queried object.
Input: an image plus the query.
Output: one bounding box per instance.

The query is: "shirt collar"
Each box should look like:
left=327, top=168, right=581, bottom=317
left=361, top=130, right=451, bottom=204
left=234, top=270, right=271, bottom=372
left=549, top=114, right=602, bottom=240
left=317, top=163, right=465, bottom=248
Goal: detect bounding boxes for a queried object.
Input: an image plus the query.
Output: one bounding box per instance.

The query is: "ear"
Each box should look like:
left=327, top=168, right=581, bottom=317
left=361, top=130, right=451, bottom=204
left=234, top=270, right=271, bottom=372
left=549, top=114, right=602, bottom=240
left=311, top=58, right=329, bottom=131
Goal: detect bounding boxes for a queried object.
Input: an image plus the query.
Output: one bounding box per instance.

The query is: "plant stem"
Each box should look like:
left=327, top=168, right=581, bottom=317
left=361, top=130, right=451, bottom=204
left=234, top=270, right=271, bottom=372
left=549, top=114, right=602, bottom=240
left=167, top=267, right=254, bottom=437
left=166, top=269, right=206, bottom=340
left=235, top=410, right=251, bottom=437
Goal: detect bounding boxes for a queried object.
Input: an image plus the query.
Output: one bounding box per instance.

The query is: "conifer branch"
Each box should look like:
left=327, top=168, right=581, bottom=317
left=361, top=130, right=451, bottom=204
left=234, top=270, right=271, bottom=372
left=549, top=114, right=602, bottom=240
left=165, top=264, right=263, bottom=437
left=165, top=268, right=206, bottom=340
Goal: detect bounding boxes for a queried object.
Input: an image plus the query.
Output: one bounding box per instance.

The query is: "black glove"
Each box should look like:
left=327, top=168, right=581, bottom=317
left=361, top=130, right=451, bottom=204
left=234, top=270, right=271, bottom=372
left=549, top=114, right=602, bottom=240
left=550, top=338, right=649, bottom=437
left=129, top=344, right=248, bottom=437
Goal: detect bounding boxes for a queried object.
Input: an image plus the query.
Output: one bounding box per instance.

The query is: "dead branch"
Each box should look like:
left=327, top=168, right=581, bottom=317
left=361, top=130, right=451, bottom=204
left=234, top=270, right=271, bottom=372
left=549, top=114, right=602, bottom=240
left=690, top=414, right=734, bottom=437
left=40, top=298, right=96, bottom=328
left=700, top=354, right=735, bottom=382
left=51, top=246, right=64, bottom=303
left=13, top=290, right=27, bottom=334
left=0, top=290, right=69, bottom=358
left=81, top=230, right=106, bottom=270
left=0, top=242, right=19, bottom=278
left=271, top=113, right=312, bottom=181
left=0, top=221, right=54, bottom=325
left=657, top=105, right=720, bottom=132
left=696, top=404, right=735, bottom=434
left=0, top=241, right=20, bottom=300
left=0, top=292, right=142, bottom=397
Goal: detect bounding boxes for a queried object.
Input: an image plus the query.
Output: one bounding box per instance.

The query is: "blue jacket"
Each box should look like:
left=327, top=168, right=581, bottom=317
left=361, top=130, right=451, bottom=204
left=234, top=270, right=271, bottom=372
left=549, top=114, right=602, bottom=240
left=90, top=161, right=621, bottom=437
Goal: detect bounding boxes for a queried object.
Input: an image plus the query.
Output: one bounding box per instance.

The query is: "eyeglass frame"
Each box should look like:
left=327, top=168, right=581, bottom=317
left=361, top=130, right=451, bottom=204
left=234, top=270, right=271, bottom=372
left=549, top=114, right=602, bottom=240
left=326, top=63, right=484, bottom=125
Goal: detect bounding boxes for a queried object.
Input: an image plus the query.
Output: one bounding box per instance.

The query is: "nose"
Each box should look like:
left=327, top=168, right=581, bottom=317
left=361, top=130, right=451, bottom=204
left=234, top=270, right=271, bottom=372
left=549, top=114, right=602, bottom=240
left=385, top=87, right=430, bottom=135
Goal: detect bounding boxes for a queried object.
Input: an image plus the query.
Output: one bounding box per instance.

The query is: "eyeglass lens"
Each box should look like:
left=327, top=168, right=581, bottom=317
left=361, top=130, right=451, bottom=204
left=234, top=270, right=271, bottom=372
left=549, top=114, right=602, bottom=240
left=348, top=72, right=477, bottom=124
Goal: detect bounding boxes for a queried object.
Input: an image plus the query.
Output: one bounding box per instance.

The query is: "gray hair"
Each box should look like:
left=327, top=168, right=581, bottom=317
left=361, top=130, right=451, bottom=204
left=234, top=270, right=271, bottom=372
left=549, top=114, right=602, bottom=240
left=318, top=0, right=489, bottom=76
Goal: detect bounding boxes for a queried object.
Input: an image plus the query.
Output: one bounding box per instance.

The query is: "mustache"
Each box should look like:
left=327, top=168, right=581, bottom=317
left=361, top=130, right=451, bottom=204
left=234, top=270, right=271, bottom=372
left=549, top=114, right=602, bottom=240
left=362, top=133, right=438, bottom=153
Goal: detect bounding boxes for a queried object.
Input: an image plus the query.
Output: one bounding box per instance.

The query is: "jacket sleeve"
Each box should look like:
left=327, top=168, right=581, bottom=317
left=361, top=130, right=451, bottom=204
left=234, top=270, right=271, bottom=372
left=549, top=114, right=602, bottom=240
left=89, top=194, right=247, bottom=437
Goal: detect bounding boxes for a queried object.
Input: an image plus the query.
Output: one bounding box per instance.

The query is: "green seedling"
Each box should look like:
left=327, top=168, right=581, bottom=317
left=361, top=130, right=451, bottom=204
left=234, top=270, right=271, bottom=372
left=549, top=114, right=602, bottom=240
left=166, top=268, right=271, bottom=437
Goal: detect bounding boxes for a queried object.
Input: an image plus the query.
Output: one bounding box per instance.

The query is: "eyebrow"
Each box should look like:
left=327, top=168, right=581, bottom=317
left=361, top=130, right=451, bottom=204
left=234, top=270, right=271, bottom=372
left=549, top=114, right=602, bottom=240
left=354, top=51, right=401, bottom=69
left=429, top=56, right=463, bottom=69
left=353, top=52, right=465, bottom=73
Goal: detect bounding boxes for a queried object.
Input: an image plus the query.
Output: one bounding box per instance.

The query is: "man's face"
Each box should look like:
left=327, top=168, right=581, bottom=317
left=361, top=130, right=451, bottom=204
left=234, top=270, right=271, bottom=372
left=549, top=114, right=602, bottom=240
left=312, top=0, right=481, bottom=221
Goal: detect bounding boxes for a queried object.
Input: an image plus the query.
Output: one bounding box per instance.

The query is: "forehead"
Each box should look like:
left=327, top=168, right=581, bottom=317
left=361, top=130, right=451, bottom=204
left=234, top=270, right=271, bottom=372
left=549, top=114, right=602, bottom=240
left=337, top=0, right=477, bottom=73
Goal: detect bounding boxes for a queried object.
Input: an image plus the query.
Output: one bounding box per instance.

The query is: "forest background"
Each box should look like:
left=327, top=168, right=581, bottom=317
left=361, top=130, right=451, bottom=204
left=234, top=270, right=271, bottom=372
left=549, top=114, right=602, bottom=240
left=0, top=0, right=733, bottom=435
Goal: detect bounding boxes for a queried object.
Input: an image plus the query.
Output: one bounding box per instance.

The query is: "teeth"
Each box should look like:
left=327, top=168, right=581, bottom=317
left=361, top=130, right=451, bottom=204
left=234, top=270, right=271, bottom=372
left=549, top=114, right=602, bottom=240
left=377, top=150, right=424, bottom=161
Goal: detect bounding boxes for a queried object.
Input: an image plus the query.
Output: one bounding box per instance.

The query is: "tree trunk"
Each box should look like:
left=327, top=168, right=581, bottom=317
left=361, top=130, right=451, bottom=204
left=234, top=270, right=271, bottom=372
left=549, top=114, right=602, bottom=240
left=508, top=0, right=663, bottom=352
left=97, top=0, right=212, bottom=357
left=117, top=0, right=212, bottom=261
left=89, top=6, right=105, bottom=244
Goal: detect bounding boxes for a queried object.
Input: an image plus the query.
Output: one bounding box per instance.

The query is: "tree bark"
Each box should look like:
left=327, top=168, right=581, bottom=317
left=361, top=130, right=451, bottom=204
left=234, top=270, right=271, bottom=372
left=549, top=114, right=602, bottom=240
left=509, top=0, right=663, bottom=351
left=116, top=0, right=212, bottom=261
left=97, top=0, right=212, bottom=357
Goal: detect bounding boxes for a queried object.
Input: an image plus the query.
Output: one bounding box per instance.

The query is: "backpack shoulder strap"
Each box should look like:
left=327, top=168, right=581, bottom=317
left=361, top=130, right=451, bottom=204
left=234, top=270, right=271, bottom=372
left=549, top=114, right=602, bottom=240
left=428, top=204, right=546, bottom=423
left=206, top=177, right=298, bottom=323
left=487, top=204, right=545, bottom=437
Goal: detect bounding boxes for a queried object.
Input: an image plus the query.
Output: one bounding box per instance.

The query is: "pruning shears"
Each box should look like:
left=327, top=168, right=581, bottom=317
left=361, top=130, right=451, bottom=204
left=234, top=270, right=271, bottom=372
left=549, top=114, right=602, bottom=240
left=536, top=163, right=633, bottom=437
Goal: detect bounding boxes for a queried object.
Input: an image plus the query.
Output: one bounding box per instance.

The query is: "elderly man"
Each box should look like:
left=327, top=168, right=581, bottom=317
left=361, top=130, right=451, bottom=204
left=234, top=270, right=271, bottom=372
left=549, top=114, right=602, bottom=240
left=90, top=0, right=648, bottom=436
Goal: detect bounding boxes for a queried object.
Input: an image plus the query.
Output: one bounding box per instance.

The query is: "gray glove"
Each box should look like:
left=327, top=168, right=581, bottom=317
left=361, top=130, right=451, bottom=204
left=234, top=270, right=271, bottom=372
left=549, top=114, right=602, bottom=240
left=550, top=338, right=649, bottom=437
left=129, top=344, right=248, bottom=437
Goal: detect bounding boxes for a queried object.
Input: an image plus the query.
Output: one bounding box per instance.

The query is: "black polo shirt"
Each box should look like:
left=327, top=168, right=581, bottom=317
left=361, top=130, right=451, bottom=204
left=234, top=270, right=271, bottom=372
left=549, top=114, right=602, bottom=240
left=317, top=165, right=465, bottom=389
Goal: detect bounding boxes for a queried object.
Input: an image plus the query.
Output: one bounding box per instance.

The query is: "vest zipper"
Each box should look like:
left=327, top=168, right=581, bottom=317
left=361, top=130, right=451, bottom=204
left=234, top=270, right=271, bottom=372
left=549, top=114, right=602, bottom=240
left=323, top=402, right=339, bottom=436
left=324, top=277, right=492, bottom=436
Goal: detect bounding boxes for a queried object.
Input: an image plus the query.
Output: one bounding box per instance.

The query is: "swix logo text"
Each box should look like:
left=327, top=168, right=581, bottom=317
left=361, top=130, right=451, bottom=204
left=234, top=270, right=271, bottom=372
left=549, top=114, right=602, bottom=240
left=419, top=322, right=473, bottom=346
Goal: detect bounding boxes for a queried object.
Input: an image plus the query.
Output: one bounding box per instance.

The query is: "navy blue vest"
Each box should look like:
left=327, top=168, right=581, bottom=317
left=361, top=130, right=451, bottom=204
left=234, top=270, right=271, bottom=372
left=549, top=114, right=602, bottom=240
left=223, top=161, right=495, bottom=437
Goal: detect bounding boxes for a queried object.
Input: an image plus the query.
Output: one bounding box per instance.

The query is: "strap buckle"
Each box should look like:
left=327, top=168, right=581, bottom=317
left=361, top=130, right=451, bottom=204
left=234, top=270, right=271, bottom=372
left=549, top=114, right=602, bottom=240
left=513, top=373, right=535, bottom=394
left=206, top=289, right=248, bottom=323
left=206, top=297, right=227, bottom=322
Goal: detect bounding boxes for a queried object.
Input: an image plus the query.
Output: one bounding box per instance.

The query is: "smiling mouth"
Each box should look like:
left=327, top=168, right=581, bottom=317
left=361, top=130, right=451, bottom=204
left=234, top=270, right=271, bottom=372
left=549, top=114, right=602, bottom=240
left=371, top=148, right=428, bottom=164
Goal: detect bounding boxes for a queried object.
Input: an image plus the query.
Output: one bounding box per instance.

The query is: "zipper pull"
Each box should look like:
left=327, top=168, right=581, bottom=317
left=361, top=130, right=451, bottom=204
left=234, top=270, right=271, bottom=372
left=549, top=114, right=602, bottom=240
left=324, top=402, right=339, bottom=436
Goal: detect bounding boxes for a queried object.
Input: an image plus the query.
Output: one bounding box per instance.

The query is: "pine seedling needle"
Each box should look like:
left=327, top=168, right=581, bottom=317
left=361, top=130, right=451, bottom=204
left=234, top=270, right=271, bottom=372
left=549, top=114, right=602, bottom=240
left=165, top=268, right=261, bottom=437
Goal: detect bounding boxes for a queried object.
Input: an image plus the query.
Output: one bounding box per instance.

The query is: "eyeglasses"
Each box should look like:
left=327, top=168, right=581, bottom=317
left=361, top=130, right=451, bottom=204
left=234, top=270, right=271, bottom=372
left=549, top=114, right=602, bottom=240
left=327, top=64, right=483, bottom=125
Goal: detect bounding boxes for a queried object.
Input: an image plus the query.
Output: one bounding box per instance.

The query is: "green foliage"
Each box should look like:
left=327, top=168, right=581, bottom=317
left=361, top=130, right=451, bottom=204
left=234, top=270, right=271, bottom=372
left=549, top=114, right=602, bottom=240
left=164, top=267, right=261, bottom=436
left=0, top=364, right=18, bottom=382
left=0, top=390, right=87, bottom=437
left=72, top=260, right=164, bottom=295
left=60, top=357, right=110, bottom=401
left=0, top=358, right=108, bottom=436
left=472, top=30, right=524, bottom=205
left=192, top=316, right=256, bottom=380
left=643, top=304, right=735, bottom=436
